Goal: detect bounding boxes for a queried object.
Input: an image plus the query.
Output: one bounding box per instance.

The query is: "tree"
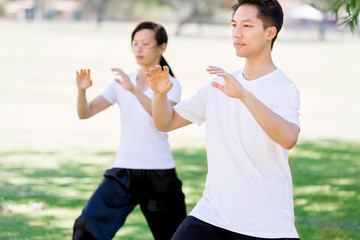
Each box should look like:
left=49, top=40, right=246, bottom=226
left=302, top=0, right=358, bottom=38
left=332, top=0, right=359, bottom=32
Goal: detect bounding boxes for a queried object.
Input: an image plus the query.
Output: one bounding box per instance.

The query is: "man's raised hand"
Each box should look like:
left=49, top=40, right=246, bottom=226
left=207, top=66, right=246, bottom=99
left=145, top=65, right=173, bottom=94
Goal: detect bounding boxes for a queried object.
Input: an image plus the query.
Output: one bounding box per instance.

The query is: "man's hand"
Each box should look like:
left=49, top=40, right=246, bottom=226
left=111, top=68, right=135, bottom=92
left=207, top=66, right=247, bottom=99
left=76, top=69, right=92, bottom=90
left=145, top=65, right=173, bottom=94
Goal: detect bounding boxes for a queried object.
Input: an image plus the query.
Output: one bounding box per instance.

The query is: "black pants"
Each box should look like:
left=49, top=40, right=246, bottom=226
left=73, top=168, right=187, bottom=240
left=172, top=216, right=300, bottom=240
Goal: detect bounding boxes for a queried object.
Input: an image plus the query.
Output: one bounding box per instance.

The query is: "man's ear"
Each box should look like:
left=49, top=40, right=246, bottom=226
left=267, top=26, right=277, bottom=40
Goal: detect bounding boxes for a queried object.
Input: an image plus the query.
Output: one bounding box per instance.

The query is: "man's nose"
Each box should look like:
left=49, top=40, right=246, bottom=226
left=232, top=27, right=243, bottom=38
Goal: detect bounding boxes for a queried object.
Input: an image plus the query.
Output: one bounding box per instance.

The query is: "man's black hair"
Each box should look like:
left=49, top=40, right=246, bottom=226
left=232, top=0, right=284, bottom=49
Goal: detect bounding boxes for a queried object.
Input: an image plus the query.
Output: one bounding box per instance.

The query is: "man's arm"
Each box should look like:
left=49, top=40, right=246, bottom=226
left=207, top=66, right=299, bottom=150
left=146, top=65, right=191, bottom=131
left=237, top=91, right=299, bottom=149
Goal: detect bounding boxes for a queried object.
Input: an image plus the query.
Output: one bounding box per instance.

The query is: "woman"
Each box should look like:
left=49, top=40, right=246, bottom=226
left=73, top=21, right=186, bottom=240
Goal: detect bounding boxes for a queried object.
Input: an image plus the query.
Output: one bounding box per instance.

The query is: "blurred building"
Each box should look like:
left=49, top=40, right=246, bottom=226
left=4, top=0, right=36, bottom=20
left=3, top=0, right=83, bottom=21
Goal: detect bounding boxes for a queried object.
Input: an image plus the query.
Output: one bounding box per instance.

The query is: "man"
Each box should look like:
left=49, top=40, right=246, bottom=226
left=146, top=0, right=301, bottom=239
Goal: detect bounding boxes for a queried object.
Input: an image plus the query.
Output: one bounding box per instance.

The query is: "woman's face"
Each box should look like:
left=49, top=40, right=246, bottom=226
left=132, top=29, right=166, bottom=68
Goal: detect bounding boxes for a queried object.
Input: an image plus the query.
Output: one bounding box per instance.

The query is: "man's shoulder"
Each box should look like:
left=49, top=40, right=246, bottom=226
left=270, top=69, right=296, bottom=86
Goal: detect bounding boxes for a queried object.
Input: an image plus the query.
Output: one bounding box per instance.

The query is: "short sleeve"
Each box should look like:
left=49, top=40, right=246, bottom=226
left=174, top=83, right=210, bottom=126
left=274, top=83, right=300, bottom=128
left=167, top=76, right=181, bottom=104
left=101, top=81, right=118, bottom=105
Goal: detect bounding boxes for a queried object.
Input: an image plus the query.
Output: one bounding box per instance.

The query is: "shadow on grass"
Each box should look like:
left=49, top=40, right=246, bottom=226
left=0, top=147, right=207, bottom=240
left=0, top=139, right=359, bottom=240
left=172, top=147, right=208, bottom=211
left=0, top=213, right=70, bottom=240
left=290, top=140, right=360, bottom=239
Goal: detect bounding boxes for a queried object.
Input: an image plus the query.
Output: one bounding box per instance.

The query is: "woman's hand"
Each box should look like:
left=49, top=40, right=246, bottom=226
left=76, top=69, right=92, bottom=90
left=111, top=68, right=135, bottom=92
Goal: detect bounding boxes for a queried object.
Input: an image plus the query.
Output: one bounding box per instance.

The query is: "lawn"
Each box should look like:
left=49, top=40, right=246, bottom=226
left=1, top=141, right=359, bottom=239
left=0, top=146, right=207, bottom=239
left=0, top=21, right=359, bottom=239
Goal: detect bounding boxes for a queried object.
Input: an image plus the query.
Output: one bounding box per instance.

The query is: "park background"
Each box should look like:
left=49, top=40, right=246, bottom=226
left=0, top=0, right=359, bottom=239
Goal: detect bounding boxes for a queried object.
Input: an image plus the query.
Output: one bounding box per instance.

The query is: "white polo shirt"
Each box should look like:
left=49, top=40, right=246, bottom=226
left=174, top=69, right=300, bottom=238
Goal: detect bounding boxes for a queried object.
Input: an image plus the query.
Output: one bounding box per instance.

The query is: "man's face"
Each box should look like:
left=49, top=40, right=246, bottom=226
left=231, top=4, right=273, bottom=59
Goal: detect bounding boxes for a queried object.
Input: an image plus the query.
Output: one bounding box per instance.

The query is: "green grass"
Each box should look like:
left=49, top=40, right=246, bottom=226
left=290, top=140, right=360, bottom=240
left=0, top=146, right=207, bottom=240
left=1, top=140, right=359, bottom=239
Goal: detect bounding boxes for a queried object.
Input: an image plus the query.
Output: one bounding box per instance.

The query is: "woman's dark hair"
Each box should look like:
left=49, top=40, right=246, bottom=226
left=232, top=0, right=283, bottom=50
left=131, top=21, right=175, bottom=77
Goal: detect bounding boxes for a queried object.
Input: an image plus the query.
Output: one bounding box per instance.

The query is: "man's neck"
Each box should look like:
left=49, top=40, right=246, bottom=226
left=243, top=54, right=277, bottom=81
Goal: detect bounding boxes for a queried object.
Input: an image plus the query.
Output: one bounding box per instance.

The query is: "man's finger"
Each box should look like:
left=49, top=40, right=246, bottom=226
left=155, top=65, right=162, bottom=72
left=145, top=72, right=152, bottom=78
left=211, top=81, right=224, bottom=92
left=163, top=66, right=169, bottom=75
left=167, top=79, right=174, bottom=88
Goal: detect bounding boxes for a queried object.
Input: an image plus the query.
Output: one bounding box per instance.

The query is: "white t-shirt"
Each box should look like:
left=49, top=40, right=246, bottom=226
left=174, top=69, right=300, bottom=238
left=102, top=71, right=181, bottom=169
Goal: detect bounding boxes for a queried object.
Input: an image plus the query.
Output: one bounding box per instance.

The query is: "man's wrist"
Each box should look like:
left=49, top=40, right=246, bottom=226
left=237, top=89, right=252, bottom=102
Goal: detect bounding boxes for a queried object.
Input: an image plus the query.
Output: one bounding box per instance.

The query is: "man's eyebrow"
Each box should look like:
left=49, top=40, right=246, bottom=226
left=231, top=18, right=254, bottom=23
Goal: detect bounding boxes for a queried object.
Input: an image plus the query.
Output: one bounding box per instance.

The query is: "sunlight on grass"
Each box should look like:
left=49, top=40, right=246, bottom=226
left=1, top=139, right=359, bottom=239
left=294, top=198, right=308, bottom=206
left=303, top=203, right=338, bottom=212
left=294, top=185, right=332, bottom=195
left=290, top=140, right=360, bottom=239
left=329, top=178, right=356, bottom=186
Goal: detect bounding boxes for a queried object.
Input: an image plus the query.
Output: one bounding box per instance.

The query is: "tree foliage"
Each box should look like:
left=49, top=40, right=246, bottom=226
left=332, top=0, right=359, bottom=31
left=302, top=0, right=358, bottom=32
left=303, top=0, right=336, bottom=12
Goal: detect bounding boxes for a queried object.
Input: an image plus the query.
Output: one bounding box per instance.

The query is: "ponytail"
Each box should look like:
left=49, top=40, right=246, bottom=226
left=160, top=55, right=175, bottom=78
